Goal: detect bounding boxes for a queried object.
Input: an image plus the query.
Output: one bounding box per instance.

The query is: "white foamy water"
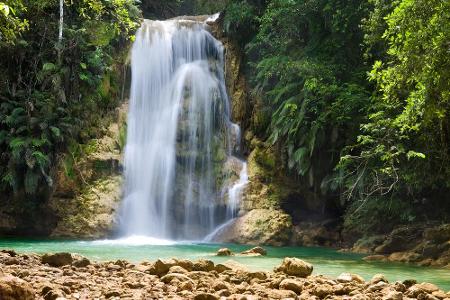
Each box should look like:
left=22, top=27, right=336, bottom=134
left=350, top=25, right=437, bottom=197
left=227, top=162, right=248, bottom=219
left=91, top=235, right=176, bottom=246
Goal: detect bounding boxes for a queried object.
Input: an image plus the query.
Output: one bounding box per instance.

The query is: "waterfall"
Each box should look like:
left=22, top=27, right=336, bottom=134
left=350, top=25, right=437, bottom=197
left=119, top=17, right=248, bottom=241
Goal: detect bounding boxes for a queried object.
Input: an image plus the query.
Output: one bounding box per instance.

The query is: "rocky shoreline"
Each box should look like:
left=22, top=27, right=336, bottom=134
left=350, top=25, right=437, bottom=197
left=1, top=250, right=449, bottom=300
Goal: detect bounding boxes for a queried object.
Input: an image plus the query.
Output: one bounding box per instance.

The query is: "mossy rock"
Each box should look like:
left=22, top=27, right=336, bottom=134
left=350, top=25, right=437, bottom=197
left=243, top=145, right=300, bottom=211
left=49, top=176, right=122, bottom=239
left=212, top=209, right=293, bottom=246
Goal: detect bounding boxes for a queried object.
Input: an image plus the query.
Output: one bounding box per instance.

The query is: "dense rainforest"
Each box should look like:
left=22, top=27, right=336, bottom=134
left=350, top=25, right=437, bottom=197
left=219, top=0, right=450, bottom=238
left=0, top=0, right=449, bottom=242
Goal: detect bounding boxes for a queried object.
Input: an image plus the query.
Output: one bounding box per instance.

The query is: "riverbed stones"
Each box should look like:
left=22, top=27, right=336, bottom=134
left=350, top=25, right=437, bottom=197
left=371, top=273, right=389, bottom=284
left=215, top=260, right=249, bottom=274
left=0, top=275, right=35, bottom=300
left=193, top=259, right=215, bottom=272
left=274, top=257, right=313, bottom=277
left=279, top=278, right=303, bottom=294
left=383, top=290, right=403, bottom=300
left=337, top=272, right=365, bottom=283
left=41, top=253, right=73, bottom=267
left=169, top=265, right=189, bottom=274
left=161, top=273, right=195, bottom=285
left=414, top=282, right=440, bottom=293
left=314, top=283, right=333, bottom=297
left=267, top=288, right=298, bottom=299
left=193, top=292, right=219, bottom=300
left=147, top=259, right=169, bottom=276
left=0, top=252, right=448, bottom=299
left=368, top=281, right=388, bottom=291
left=72, top=256, right=90, bottom=268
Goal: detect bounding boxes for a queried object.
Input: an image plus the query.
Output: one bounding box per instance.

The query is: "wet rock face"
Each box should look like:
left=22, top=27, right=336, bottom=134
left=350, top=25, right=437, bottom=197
left=2, top=251, right=449, bottom=299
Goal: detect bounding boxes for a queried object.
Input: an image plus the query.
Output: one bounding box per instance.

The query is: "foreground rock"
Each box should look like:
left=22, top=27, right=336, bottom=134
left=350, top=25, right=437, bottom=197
left=274, top=257, right=313, bottom=277
left=0, top=251, right=448, bottom=299
left=0, top=275, right=35, bottom=300
left=41, top=252, right=73, bottom=267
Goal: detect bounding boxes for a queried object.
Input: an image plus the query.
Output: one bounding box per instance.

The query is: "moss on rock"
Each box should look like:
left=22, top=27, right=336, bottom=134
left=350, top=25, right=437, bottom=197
left=48, top=102, right=128, bottom=239
left=49, top=176, right=122, bottom=239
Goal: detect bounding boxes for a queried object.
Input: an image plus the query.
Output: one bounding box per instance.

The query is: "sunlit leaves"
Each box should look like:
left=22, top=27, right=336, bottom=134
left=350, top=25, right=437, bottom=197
left=0, top=1, right=28, bottom=44
left=336, top=0, right=450, bottom=233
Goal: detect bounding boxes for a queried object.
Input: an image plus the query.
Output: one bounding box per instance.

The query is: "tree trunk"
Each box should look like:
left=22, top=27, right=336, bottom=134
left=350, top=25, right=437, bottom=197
left=58, top=0, right=63, bottom=61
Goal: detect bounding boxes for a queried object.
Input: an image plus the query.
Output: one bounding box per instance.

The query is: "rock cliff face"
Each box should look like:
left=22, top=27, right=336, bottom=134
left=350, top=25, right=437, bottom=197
left=207, top=19, right=304, bottom=246
left=48, top=103, right=127, bottom=239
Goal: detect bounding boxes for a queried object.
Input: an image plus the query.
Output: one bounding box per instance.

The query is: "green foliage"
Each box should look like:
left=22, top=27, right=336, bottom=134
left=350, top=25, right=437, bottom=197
left=0, top=0, right=139, bottom=197
left=343, top=195, right=416, bottom=235
left=225, top=0, right=450, bottom=233
left=192, top=0, right=229, bottom=14
left=140, top=0, right=182, bottom=19
left=227, top=0, right=370, bottom=188
left=118, top=123, right=127, bottom=153
left=338, top=0, right=450, bottom=214
left=223, top=0, right=261, bottom=45
left=0, top=0, right=28, bottom=44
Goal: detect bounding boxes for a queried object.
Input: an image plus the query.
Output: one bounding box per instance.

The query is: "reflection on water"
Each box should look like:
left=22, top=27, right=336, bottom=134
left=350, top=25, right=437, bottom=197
left=0, top=239, right=449, bottom=291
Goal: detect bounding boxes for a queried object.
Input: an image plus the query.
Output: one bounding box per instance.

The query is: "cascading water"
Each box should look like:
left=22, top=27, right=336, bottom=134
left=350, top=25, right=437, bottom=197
left=119, top=17, right=248, bottom=240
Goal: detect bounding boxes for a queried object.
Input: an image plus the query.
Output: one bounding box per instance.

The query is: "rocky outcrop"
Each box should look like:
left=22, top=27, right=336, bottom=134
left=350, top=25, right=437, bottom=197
left=351, top=223, right=450, bottom=268
left=291, top=219, right=342, bottom=247
left=212, top=209, right=292, bottom=246
left=1, top=251, right=448, bottom=299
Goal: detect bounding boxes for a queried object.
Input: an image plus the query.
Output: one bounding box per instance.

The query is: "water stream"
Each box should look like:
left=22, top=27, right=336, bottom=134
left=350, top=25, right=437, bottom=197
left=120, top=17, right=247, bottom=240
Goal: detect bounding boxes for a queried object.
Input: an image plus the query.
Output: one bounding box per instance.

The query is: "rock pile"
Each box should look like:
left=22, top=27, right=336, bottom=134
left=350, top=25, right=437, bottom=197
left=0, top=250, right=449, bottom=299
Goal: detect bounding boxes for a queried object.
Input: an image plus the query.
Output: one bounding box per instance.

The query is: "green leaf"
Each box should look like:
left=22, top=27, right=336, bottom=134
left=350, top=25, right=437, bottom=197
left=42, top=62, right=56, bottom=72
left=406, top=151, right=426, bottom=160
left=50, top=126, right=61, bottom=137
